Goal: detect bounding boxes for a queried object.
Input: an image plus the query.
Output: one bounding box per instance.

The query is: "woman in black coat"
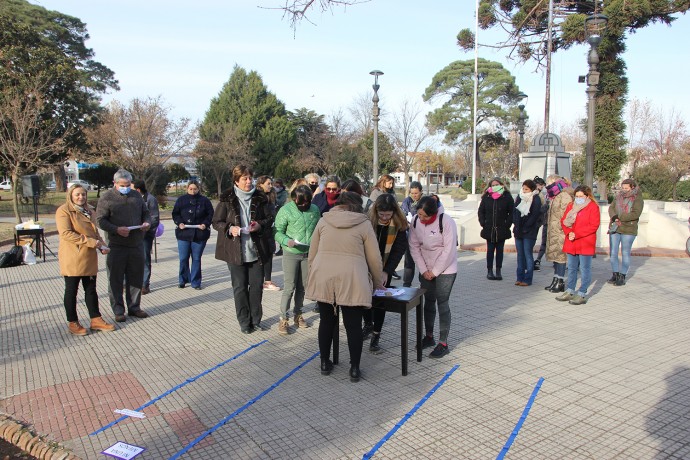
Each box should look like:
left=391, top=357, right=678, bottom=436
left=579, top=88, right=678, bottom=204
left=512, top=179, right=543, bottom=286
left=172, top=180, right=214, bottom=289
left=478, top=178, right=514, bottom=280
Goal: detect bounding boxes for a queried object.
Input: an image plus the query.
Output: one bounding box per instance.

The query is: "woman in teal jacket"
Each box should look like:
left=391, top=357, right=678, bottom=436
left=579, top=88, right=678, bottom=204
left=274, top=185, right=321, bottom=334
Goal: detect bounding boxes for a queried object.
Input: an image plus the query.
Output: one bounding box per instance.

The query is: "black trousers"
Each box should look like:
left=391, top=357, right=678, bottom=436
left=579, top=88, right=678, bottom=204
left=64, top=275, right=101, bottom=322
left=362, top=272, right=389, bottom=332
left=229, top=261, right=264, bottom=331
left=318, top=302, right=364, bottom=367
left=486, top=240, right=506, bottom=269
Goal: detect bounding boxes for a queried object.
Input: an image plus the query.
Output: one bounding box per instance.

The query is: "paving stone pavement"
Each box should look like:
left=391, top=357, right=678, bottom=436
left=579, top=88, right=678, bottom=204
left=1, top=229, right=689, bottom=459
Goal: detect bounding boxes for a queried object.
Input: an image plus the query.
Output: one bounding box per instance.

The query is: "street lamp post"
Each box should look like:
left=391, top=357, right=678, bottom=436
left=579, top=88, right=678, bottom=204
left=370, top=70, right=383, bottom=184
left=584, top=14, right=608, bottom=189
left=516, top=92, right=528, bottom=153
left=436, top=165, right=441, bottom=194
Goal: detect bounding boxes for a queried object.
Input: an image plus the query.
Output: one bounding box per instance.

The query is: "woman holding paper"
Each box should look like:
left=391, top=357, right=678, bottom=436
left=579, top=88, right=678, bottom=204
left=56, top=184, right=115, bottom=336
left=213, top=165, right=275, bottom=334
left=273, top=185, right=321, bottom=334
left=172, top=181, right=214, bottom=289
left=306, top=192, right=384, bottom=382
left=363, top=193, right=408, bottom=354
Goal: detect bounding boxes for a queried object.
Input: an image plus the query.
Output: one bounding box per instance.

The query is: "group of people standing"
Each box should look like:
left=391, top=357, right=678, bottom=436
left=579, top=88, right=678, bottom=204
left=478, top=175, right=644, bottom=304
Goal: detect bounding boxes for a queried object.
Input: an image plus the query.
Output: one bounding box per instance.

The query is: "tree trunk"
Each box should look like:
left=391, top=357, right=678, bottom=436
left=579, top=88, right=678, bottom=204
left=11, top=171, right=21, bottom=223
left=215, top=171, right=223, bottom=198
left=598, top=179, right=608, bottom=203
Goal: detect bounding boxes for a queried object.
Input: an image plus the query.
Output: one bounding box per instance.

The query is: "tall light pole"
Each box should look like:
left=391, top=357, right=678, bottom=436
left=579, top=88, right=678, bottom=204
left=584, top=14, right=607, bottom=189
left=516, top=92, right=528, bottom=153
left=436, top=164, right=441, bottom=194
left=370, top=70, right=383, bottom=184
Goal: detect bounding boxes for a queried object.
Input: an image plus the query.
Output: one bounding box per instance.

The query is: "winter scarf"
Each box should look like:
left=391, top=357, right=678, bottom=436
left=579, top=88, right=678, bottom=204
left=516, top=190, right=538, bottom=217
left=234, top=185, right=258, bottom=263
left=377, top=222, right=398, bottom=266
left=614, top=187, right=639, bottom=215
left=487, top=185, right=504, bottom=200
left=546, top=179, right=569, bottom=199
left=563, top=197, right=592, bottom=228
left=325, top=189, right=340, bottom=206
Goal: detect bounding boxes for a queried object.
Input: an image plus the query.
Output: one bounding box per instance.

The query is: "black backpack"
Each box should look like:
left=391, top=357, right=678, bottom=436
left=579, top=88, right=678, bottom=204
left=0, top=245, right=24, bottom=268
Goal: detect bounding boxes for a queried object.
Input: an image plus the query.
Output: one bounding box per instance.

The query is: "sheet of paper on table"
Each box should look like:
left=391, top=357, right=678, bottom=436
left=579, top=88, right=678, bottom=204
left=374, top=288, right=405, bottom=297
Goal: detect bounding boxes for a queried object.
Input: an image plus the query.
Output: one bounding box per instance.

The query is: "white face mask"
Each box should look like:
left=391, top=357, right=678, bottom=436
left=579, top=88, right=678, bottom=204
left=118, top=186, right=131, bottom=195
left=574, top=197, right=586, bottom=205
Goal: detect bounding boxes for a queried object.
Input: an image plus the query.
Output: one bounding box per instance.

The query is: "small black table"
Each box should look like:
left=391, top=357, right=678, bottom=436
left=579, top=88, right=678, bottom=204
left=332, top=287, right=426, bottom=376
left=14, top=228, right=46, bottom=262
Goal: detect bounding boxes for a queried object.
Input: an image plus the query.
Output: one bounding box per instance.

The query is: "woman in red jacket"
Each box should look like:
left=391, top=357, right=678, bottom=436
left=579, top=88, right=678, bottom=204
left=556, top=185, right=600, bottom=305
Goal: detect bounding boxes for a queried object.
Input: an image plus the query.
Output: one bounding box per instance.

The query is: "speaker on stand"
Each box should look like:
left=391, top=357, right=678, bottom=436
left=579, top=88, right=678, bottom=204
left=22, top=175, right=40, bottom=222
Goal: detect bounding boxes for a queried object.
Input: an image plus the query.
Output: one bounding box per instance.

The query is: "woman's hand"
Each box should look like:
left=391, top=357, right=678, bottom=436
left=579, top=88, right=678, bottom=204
left=178, top=223, right=186, bottom=230
left=568, top=232, right=575, bottom=241
left=423, top=270, right=435, bottom=280
left=199, top=224, right=206, bottom=230
left=287, top=239, right=296, bottom=248
left=249, top=220, right=261, bottom=233
left=229, top=226, right=241, bottom=237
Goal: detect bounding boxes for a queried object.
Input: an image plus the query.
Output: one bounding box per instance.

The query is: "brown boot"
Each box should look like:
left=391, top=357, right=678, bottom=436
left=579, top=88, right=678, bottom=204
left=68, top=322, right=87, bottom=336
left=294, top=314, right=308, bottom=329
left=90, top=317, right=115, bottom=332
left=278, top=318, right=290, bottom=335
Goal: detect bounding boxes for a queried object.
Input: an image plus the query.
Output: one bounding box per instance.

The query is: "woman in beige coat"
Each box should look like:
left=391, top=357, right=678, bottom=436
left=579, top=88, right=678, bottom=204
left=306, top=192, right=383, bottom=382
left=543, top=176, right=574, bottom=293
left=56, top=184, right=115, bottom=336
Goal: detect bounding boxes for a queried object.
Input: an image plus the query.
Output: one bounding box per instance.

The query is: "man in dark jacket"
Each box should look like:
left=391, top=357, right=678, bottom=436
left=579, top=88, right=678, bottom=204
left=133, top=180, right=159, bottom=294
left=97, top=170, right=151, bottom=322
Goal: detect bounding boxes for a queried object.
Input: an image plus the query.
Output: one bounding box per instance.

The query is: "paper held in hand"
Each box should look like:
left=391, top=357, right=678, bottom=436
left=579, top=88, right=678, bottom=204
left=293, top=239, right=309, bottom=247
left=126, top=225, right=142, bottom=230
left=185, top=224, right=201, bottom=229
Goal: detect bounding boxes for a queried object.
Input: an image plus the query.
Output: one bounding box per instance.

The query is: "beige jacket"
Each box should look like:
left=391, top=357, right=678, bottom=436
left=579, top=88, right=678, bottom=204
left=545, top=187, right=574, bottom=263
left=56, top=200, right=105, bottom=277
left=306, top=207, right=383, bottom=308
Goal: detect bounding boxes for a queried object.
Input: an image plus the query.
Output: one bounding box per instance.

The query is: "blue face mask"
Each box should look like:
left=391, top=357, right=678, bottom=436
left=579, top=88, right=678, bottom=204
left=574, top=197, right=586, bottom=205
left=118, top=186, right=131, bottom=195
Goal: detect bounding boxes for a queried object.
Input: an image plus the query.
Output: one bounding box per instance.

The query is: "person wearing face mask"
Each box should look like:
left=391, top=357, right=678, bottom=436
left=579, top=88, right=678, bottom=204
left=369, top=174, right=396, bottom=202
left=56, top=184, right=115, bottom=335
left=305, top=173, right=321, bottom=194
left=273, top=178, right=287, bottom=210
left=212, top=165, right=275, bottom=334
left=512, top=179, right=542, bottom=286
left=362, top=193, right=408, bottom=354
left=532, top=176, right=548, bottom=271
left=543, top=175, right=574, bottom=293
left=273, top=185, right=321, bottom=334
left=409, top=196, right=458, bottom=359
left=478, top=177, right=514, bottom=281
left=172, top=180, right=214, bottom=290
left=401, top=181, right=424, bottom=287
left=607, top=178, right=643, bottom=286
left=557, top=185, right=600, bottom=305
left=256, top=176, right=281, bottom=291
left=311, top=175, right=341, bottom=216
left=97, top=169, right=152, bottom=322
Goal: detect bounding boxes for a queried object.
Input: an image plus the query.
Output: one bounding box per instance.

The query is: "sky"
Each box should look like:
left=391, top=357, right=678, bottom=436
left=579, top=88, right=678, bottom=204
left=34, top=0, right=690, bottom=148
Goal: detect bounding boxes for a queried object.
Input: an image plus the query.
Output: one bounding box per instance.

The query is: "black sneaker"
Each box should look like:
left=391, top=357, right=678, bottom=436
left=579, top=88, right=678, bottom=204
left=391, top=271, right=401, bottom=280
left=419, top=335, right=436, bottom=349
left=369, top=334, right=382, bottom=354
left=533, top=259, right=541, bottom=271
left=429, top=343, right=449, bottom=358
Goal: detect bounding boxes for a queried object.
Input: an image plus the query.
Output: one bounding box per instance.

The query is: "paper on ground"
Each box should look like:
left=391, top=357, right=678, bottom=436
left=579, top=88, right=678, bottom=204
left=114, top=408, right=146, bottom=418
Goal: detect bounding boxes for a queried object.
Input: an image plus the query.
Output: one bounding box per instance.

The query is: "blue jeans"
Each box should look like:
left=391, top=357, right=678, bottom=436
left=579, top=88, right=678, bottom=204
left=553, top=262, right=566, bottom=279
left=178, top=239, right=207, bottom=288
left=515, top=238, right=536, bottom=284
left=609, top=233, right=636, bottom=275
left=566, top=253, right=592, bottom=297
left=143, top=234, right=155, bottom=288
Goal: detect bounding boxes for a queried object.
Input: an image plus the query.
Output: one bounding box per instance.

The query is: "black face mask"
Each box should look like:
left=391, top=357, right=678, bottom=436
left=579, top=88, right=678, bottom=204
left=309, top=183, right=318, bottom=192
left=297, top=202, right=311, bottom=212
left=386, top=187, right=394, bottom=194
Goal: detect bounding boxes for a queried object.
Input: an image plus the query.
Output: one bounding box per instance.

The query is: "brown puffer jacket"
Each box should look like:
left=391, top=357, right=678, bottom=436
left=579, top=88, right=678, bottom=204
left=306, top=207, right=383, bottom=308
left=545, top=187, right=574, bottom=263
left=56, top=199, right=105, bottom=277
left=212, top=187, right=274, bottom=266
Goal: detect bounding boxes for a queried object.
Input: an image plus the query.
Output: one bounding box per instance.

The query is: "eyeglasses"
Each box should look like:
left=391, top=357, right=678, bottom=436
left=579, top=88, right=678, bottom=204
left=325, top=187, right=338, bottom=192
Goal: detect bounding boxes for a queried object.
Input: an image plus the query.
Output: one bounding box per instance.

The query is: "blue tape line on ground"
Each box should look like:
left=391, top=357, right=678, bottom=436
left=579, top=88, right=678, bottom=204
left=89, top=340, right=268, bottom=436
left=362, top=364, right=460, bottom=460
left=169, top=351, right=320, bottom=460
left=496, top=377, right=545, bottom=460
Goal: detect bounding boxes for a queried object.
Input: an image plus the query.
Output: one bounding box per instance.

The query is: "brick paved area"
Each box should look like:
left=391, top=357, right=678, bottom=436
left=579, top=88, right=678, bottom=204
left=1, top=228, right=689, bottom=459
